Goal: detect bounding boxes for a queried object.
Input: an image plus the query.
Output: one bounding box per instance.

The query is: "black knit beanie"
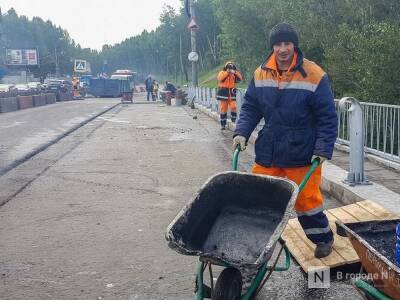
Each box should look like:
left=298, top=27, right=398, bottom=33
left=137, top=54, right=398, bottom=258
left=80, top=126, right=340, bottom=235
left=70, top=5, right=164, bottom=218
left=269, top=22, right=299, bottom=48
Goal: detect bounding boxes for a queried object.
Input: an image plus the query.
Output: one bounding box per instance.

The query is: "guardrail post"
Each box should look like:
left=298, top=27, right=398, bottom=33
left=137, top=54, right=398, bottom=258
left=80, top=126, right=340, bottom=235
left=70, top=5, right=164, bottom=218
left=206, top=88, right=210, bottom=108
left=208, top=88, right=212, bottom=108
left=236, top=88, right=243, bottom=115
left=338, top=97, right=370, bottom=186
left=204, top=88, right=206, bottom=106
left=211, top=88, right=217, bottom=112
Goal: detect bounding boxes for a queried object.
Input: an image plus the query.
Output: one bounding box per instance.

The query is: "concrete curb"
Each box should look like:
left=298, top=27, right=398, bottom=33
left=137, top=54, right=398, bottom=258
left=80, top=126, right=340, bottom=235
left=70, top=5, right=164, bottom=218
left=321, top=162, right=400, bottom=214
left=195, top=104, right=400, bottom=213
left=0, top=102, right=121, bottom=177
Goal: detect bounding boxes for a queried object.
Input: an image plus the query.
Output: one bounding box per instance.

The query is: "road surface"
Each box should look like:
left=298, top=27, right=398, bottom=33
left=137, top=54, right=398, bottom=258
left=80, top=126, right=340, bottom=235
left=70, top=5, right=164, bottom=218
left=0, top=95, right=361, bottom=299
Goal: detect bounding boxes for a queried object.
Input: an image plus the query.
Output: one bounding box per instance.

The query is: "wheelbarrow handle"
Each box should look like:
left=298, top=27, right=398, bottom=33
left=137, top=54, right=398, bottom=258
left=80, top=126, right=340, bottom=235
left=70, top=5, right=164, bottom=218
left=232, top=146, right=321, bottom=192
left=298, top=158, right=321, bottom=193
left=232, top=145, right=241, bottom=171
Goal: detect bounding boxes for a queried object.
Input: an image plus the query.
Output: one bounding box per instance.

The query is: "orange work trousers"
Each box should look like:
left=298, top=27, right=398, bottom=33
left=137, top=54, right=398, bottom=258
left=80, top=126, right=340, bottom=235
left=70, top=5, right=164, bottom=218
left=252, top=163, right=323, bottom=213
left=219, top=99, right=237, bottom=127
left=219, top=98, right=237, bottom=114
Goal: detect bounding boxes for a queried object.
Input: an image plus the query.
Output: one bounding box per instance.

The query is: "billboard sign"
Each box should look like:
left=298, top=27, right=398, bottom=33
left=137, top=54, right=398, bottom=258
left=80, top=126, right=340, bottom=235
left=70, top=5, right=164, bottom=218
left=6, top=49, right=38, bottom=66
left=74, top=59, right=87, bottom=73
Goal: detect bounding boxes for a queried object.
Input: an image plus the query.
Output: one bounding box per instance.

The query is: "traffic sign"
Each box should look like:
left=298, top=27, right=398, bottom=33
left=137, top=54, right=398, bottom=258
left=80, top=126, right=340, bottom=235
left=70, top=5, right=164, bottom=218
left=188, top=51, right=199, bottom=62
left=74, top=59, right=87, bottom=73
left=187, top=18, right=199, bottom=30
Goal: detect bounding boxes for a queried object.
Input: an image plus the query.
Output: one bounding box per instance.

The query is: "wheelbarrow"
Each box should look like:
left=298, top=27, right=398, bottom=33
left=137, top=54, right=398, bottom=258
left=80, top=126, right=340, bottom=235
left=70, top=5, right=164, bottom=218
left=121, top=91, right=133, bottom=103
left=336, top=219, right=400, bottom=300
left=166, top=147, right=321, bottom=299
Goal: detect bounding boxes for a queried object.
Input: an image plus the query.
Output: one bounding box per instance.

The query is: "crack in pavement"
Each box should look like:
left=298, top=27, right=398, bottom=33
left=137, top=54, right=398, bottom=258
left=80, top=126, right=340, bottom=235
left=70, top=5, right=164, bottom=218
left=0, top=103, right=121, bottom=177
left=0, top=106, right=124, bottom=207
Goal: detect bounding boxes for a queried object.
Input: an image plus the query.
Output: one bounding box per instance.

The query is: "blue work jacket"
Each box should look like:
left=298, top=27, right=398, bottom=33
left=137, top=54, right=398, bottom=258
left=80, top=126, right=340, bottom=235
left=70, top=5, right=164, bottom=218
left=234, top=49, right=338, bottom=167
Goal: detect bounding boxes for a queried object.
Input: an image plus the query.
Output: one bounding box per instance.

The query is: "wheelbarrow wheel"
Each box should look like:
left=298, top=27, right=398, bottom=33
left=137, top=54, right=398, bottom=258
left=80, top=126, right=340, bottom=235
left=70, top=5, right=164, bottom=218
left=212, top=267, right=242, bottom=300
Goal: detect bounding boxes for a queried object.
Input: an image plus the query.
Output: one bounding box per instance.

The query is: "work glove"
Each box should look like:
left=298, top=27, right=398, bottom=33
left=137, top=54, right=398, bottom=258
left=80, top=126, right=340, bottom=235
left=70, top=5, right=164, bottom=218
left=233, top=135, right=246, bottom=151
left=312, top=155, right=327, bottom=164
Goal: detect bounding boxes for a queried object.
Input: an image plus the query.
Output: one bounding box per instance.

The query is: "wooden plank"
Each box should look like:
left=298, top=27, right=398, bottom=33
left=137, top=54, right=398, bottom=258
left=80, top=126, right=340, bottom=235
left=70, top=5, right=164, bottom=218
left=281, top=225, right=325, bottom=272
left=356, top=200, right=399, bottom=219
left=328, top=206, right=359, bottom=223
left=287, top=219, right=346, bottom=268
left=325, top=211, right=359, bottom=264
left=341, top=203, right=379, bottom=221
left=283, top=201, right=395, bottom=272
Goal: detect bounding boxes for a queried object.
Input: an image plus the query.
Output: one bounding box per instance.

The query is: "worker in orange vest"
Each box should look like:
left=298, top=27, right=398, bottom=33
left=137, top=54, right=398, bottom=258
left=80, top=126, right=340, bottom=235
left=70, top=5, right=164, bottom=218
left=216, top=62, right=243, bottom=130
left=72, top=77, right=80, bottom=98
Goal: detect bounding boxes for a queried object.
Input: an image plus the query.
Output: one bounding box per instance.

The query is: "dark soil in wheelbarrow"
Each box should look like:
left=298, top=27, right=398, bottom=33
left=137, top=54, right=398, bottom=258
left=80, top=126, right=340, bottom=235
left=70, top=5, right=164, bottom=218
left=202, top=206, right=282, bottom=264
left=357, top=230, right=397, bottom=266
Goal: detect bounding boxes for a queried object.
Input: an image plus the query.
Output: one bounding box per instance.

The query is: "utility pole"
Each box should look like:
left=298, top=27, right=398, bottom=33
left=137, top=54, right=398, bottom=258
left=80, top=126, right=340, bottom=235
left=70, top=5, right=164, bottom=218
left=54, top=46, right=59, bottom=78
left=189, top=0, right=198, bottom=86
left=0, top=8, right=5, bottom=67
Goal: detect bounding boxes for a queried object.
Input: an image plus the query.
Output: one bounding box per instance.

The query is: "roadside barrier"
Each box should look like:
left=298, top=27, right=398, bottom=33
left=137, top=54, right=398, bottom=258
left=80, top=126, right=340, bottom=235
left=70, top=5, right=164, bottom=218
left=0, top=97, right=19, bottom=113
left=17, top=95, right=34, bottom=110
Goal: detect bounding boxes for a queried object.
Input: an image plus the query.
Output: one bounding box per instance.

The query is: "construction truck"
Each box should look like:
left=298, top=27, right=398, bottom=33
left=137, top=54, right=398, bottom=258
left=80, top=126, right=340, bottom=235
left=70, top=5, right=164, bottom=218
left=89, top=70, right=136, bottom=98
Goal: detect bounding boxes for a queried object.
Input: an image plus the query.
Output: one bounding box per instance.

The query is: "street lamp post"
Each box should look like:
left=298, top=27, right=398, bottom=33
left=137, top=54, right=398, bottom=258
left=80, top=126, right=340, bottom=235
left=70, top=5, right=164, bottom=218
left=54, top=37, right=63, bottom=78
left=189, top=0, right=198, bottom=86
left=54, top=46, right=60, bottom=77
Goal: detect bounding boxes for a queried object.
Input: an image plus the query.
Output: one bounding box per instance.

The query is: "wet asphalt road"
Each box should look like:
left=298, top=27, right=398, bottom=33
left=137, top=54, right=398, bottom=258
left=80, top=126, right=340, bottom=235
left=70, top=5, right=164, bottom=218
left=0, top=98, right=119, bottom=175
left=0, top=95, right=363, bottom=299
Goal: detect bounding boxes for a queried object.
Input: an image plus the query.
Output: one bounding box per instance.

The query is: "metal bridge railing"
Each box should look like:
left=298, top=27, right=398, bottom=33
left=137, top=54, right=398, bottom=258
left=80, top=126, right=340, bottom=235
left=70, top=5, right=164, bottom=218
left=188, top=86, right=400, bottom=164
left=335, top=100, right=400, bottom=163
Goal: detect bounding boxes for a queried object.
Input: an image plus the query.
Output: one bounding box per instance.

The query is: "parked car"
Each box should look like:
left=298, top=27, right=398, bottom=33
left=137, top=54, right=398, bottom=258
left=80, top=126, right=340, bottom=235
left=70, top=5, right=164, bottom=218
left=46, top=79, right=72, bottom=100
left=14, top=83, right=30, bottom=95
left=0, top=84, right=15, bottom=93
left=27, top=82, right=42, bottom=92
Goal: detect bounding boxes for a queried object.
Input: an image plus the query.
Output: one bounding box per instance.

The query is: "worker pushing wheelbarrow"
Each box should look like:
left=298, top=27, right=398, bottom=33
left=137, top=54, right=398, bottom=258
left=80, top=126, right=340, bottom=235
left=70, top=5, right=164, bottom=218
left=166, top=148, right=322, bottom=299
left=166, top=21, right=338, bottom=299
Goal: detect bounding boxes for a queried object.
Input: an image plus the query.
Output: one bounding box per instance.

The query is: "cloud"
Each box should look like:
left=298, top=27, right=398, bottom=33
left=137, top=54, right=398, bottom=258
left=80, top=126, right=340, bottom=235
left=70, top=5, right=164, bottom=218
left=1, top=0, right=182, bottom=50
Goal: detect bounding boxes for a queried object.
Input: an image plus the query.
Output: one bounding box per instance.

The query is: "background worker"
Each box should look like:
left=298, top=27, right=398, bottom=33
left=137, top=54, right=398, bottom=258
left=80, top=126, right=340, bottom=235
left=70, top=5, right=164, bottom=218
left=164, top=81, right=177, bottom=96
left=72, top=77, right=81, bottom=99
left=153, top=79, right=159, bottom=100
left=233, top=23, right=338, bottom=258
left=145, top=75, right=155, bottom=101
left=216, top=62, right=243, bottom=130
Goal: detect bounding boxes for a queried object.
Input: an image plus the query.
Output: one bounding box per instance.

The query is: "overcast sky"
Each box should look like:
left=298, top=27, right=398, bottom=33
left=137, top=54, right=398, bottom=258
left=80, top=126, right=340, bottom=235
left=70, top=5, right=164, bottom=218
left=1, top=0, right=183, bottom=50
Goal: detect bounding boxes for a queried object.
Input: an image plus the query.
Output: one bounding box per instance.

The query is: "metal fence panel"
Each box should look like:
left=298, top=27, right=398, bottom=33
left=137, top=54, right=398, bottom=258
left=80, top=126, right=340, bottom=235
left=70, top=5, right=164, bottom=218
left=335, top=100, right=400, bottom=163
left=189, top=86, right=399, bottom=164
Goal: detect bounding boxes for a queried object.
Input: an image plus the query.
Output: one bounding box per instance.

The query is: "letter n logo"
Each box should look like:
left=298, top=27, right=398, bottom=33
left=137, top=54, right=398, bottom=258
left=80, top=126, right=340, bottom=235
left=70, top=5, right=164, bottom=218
left=308, top=266, right=330, bottom=288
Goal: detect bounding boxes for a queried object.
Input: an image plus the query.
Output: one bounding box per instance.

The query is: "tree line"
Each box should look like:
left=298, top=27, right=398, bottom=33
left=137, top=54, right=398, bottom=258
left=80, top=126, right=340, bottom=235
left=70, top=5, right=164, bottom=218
left=1, top=1, right=399, bottom=104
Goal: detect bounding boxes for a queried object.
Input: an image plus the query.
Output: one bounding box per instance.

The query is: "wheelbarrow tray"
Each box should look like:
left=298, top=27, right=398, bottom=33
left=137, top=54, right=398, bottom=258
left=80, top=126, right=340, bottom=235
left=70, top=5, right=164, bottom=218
left=336, top=219, right=400, bottom=299
left=166, top=171, right=298, bottom=269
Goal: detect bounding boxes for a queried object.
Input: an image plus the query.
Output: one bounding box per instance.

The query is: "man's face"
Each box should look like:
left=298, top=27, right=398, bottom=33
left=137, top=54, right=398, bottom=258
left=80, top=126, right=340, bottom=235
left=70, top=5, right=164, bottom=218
left=273, top=42, right=295, bottom=65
